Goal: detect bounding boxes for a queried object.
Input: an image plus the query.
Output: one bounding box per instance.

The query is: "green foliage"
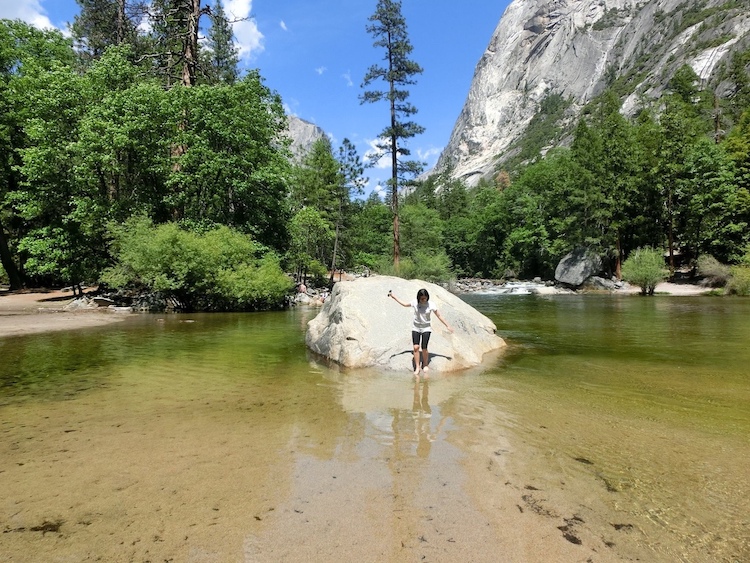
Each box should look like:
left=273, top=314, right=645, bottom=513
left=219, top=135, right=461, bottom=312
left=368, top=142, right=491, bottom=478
left=346, top=194, right=392, bottom=266
left=286, top=207, right=334, bottom=279
left=696, top=254, right=731, bottom=287
left=399, top=203, right=444, bottom=258
left=361, top=0, right=424, bottom=264
left=725, top=266, right=750, bottom=295
left=726, top=245, right=750, bottom=295
left=205, top=0, right=239, bottom=85
left=375, top=250, right=453, bottom=283
left=166, top=74, right=292, bottom=247
left=102, top=217, right=292, bottom=310
left=500, top=92, right=572, bottom=173
left=621, top=247, right=670, bottom=295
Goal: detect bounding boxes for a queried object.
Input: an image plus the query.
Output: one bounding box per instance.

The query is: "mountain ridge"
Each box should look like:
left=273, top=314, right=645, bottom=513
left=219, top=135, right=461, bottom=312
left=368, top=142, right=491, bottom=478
left=432, top=0, right=750, bottom=185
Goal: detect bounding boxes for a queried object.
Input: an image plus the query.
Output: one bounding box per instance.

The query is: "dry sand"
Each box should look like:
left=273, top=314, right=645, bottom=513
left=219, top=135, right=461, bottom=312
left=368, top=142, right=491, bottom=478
left=0, top=288, right=129, bottom=338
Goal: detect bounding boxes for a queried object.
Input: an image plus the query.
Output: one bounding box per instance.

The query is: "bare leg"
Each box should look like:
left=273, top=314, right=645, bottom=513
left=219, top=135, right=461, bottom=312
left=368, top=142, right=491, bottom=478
left=421, top=348, right=430, bottom=378
left=413, top=345, right=421, bottom=377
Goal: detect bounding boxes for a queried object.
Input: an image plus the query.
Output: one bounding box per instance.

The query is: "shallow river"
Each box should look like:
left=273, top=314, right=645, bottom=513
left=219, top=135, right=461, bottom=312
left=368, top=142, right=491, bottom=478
left=1, top=294, right=748, bottom=562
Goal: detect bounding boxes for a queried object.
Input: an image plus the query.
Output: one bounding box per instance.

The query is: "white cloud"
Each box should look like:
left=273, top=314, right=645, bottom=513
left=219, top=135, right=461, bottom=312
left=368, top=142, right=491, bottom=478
left=225, top=0, right=264, bottom=59
left=417, top=147, right=442, bottom=163
left=0, top=0, right=55, bottom=30
left=280, top=20, right=287, bottom=31
left=342, top=71, right=354, bottom=87
left=315, top=66, right=327, bottom=75
left=364, top=138, right=391, bottom=170
left=372, top=183, right=387, bottom=199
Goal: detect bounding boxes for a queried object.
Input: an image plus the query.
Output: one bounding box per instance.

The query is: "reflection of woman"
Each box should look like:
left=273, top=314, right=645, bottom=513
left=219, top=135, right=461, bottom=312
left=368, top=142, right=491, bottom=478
left=413, top=380, right=434, bottom=458
left=388, top=288, right=453, bottom=378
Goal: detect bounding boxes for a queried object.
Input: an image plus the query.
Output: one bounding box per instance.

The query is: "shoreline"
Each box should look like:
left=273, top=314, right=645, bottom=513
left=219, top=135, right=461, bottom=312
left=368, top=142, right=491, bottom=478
left=0, top=280, right=712, bottom=339
left=0, top=288, right=129, bottom=338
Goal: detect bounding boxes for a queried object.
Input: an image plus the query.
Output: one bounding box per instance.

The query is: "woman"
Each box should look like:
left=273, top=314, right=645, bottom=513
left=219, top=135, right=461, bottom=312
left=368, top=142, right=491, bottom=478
left=388, top=288, right=453, bottom=377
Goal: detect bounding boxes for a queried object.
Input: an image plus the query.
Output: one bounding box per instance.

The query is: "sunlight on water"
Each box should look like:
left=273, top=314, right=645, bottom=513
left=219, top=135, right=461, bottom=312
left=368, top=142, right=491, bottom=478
left=1, top=296, right=748, bottom=562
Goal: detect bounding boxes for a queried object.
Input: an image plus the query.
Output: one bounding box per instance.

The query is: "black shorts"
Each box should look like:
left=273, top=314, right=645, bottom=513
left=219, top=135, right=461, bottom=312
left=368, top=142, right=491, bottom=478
left=412, top=331, right=431, bottom=348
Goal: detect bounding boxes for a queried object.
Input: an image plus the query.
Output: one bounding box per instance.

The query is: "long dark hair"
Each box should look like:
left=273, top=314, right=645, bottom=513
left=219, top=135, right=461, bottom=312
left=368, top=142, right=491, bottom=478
left=417, top=288, right=429, bottom=301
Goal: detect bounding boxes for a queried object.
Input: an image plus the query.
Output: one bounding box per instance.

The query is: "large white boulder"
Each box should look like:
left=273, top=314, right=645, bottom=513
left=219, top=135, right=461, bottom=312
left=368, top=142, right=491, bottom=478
left=306, top=276, right=505, bottom=372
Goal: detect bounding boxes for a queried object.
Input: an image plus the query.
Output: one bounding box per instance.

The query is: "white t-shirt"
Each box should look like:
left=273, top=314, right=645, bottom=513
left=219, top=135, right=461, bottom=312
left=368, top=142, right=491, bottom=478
left=411, top=299, right=437, bottom=333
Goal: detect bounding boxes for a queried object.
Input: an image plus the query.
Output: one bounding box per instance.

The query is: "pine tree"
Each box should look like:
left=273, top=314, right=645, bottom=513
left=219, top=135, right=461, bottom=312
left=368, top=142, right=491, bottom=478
left=360, top=0, right=424, bottom=267
left=206, top=0, right=239, bottom=84
left=72, top=0, right=145, bottom=65
left=149, top=0, right=207, bottom=87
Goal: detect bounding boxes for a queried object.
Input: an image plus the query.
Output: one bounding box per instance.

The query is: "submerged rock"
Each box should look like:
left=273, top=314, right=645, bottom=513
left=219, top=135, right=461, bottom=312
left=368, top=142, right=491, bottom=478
left=306, top=276, right=505, bottom=372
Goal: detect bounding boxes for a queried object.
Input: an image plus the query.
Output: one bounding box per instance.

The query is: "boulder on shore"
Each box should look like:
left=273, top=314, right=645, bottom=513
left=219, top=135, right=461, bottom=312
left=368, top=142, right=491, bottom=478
left=555, top=248, right=603, bottom=288
left=306, top=276, right=505, bottom=372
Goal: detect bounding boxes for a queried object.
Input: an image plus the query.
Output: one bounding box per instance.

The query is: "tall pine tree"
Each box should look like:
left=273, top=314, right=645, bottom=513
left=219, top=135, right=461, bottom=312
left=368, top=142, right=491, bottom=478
left=360, top=0, right=424, bottom=267
left=206, top=0, right=239, bottom=84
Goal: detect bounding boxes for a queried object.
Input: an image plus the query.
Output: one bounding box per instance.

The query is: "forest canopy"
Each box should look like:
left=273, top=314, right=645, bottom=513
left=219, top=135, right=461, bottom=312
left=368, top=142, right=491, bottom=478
left=2, top=6, right=750, bottom=305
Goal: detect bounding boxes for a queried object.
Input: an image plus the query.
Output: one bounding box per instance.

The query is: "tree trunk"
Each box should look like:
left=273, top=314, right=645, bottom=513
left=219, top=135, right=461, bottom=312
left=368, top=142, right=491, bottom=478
left=388, top=31, right=400, bottom=268
left=330, top=198, right=342, bottom=284
left=0, top=221, right=24, bottom=290
left=117, top=0, right=125, bottom=44
left=181, top=0, right=201, bottom=87
left=615, top=235, right=622, bottom=279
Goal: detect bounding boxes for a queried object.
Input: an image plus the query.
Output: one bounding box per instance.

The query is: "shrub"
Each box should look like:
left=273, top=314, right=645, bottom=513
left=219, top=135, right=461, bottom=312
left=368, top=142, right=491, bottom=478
left=102, top=217, right=293, bottom=310
left=725, top=266, right=750, bottom=296
left=375, top=250, right=453, bottom=283
left=621, top=247, right=669, bottom=295
left=696, top=254, right=731, bottom=287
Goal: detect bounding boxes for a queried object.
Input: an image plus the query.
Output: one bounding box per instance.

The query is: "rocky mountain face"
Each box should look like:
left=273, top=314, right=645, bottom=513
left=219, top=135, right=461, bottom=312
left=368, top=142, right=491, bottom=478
left=433, top=0, right=750, bottom=185
left=286, top=115, right=326, bottom=161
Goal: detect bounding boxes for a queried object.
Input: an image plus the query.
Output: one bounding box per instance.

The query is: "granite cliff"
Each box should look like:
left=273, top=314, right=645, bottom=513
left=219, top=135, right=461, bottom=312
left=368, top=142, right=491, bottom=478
left=286, top=115, right=326, bottom=161
left=433, top=0, right=750, bottom=185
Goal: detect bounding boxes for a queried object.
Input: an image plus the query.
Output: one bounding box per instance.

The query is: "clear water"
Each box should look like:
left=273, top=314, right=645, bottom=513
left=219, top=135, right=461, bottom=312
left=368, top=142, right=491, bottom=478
left=1, top=296, right=748, bottom=562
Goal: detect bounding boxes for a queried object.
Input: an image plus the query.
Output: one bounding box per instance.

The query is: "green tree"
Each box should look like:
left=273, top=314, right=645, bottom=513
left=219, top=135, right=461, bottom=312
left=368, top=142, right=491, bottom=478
left=165, top=73, right=292, bottom=248
left=205, top=0, right=238, bottom=84
left=621, top=247, right=669, bottom=295
left=72, top=0, right=146, bottom=65
left=347, top=193, right=391, bottom=269
left=677, top=138, right=745, bottom=262
left=332, top=138, right=367, bottom=277
left=148, top=0, right=209, bottom=87
left=657, top=96, right=703, bottom=270
left=360, top=0, right=424, bottom=267
left=103, top=216, right=291, bottom=310
left=0, top=20, right=75, bottom=289
left=287, top=207, right=333, bottom=285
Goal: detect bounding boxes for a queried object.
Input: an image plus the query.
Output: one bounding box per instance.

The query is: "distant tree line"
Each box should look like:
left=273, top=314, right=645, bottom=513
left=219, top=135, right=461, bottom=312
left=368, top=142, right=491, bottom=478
left=403, top=64, right=750, bottom=288
left=2, top=1, right=750, bottom=306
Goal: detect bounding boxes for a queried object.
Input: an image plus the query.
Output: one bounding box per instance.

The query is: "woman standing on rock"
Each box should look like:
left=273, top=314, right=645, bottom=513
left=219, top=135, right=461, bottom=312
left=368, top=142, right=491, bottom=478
left=388, top=288, right=453, bottom=378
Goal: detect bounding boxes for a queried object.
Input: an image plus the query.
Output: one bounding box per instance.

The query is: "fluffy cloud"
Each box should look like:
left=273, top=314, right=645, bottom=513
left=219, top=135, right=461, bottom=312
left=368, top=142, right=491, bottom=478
left=0, top=0, right=54, bottom=29
left=364, top=138, right=390, bottom=170
left=225, top=0, right=264, bottom=59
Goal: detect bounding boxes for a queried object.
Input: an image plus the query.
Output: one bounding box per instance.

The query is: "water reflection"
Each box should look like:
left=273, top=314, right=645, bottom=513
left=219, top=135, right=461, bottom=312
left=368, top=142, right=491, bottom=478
left=1, top=297, right=749, bottom=562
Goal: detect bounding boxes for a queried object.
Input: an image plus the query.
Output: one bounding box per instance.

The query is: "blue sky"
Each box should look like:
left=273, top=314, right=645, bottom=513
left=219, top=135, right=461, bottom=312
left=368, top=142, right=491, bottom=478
left=2, top=0, right=511, bottom=196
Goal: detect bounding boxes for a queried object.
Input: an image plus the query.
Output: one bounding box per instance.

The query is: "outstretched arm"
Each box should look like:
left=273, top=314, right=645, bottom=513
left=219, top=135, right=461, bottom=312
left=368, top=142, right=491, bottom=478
left=388, top=291, right=411, bottom=307
left=434, top=310, right=454, bottom=333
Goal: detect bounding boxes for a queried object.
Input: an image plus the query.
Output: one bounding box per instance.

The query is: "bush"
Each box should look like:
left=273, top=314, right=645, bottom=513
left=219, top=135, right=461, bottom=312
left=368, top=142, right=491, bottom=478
left=725, top=266, right=750, bottom=295
left=375, top=250, right=453, bottom=283
left=696, top=254, right=731, bottom=287
left=102, top=217, right=293, bottom=310
left=621, top=247, right=669, bottom=295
